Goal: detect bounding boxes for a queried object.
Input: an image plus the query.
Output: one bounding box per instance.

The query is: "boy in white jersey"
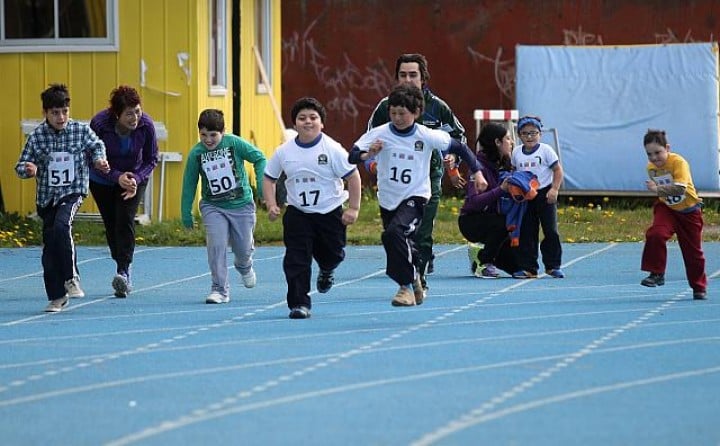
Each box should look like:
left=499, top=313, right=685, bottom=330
left=349, top=84, right=485, bottom=307
left=510, top=115, right=565, bottom=279
left=264, top=97, right=362, bottom=319
left=640, top=129, right=707, bottom=300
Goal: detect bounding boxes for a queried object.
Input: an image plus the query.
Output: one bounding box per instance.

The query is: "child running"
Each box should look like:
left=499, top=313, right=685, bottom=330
left=15, top=83, right=109, bottom=312
left=640, top=129, right=707, bottom=300
left=181, top=109, right=266, bottom=304
left=263, top=97, right=361, bottom=319
left=349, top=84, right=485, bottom=307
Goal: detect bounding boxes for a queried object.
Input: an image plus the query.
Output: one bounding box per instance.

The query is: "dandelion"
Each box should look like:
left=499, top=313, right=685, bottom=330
left=603, top=197, right=610, bottom=203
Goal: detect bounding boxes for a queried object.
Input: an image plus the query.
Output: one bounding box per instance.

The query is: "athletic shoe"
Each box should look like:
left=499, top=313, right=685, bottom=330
left=241, top=269, right=256, bottom=288
left=545, top=268, right=565, bottom=278
left=640, top=273, right=664, bottom=287
left=317, top=269, right=334, bottom=294
left=512, top=270, right=538, bottom=279
left=112, top=272, right=131, bottom=298
left=693, top=291, right=707, bottom=300
left=475, top=263, right=500, bottom=279
left=205, top=291, right=230, bottom=304
left=412, top=276, right=426, bottom=305
left=289, top=306, right=311, bottom=319
left=467, top=243, right=483, bottom=273
left=65, top=277, right=85, bottom=298
left=44, top=295, right=69, bottom=313
left=391, top=286, right=415, bottom=307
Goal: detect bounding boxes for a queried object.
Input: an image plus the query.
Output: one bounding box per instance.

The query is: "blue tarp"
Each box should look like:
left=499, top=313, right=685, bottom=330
left=516, top=43, right=720, bottom=192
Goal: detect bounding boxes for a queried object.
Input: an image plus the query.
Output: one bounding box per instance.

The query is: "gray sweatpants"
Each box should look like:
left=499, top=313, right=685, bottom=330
left=200, top=201, right=256, bottom=297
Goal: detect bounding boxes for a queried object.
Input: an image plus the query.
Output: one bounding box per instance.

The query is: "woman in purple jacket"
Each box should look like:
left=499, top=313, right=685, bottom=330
left=90, top=86, right=158, bottom=297
left=457, top=123, right=519, bottom=278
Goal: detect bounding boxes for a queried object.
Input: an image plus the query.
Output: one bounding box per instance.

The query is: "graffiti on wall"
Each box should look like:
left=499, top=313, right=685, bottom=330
left=282, top=18, right=395, bottom=127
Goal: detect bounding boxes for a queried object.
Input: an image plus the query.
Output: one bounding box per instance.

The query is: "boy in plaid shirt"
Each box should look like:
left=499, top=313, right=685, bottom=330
left=15, top=84, right=109, bottom=312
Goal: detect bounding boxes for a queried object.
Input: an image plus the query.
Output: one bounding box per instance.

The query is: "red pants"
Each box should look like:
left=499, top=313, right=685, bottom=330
left=641, top=201, right=707, bottom=292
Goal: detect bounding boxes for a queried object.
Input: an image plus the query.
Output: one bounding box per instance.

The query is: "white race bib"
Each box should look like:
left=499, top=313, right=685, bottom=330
left=202, top=156, right=236, bottom=195
left=48, top=152, right=75, bottom=187
left=653, top=173, right=684, bottom=205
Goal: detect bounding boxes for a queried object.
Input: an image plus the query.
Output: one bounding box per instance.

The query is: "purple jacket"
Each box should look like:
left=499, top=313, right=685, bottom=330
left=460, top=152, right=506, bottom=215
left=90, top=109, right=159, bottom=184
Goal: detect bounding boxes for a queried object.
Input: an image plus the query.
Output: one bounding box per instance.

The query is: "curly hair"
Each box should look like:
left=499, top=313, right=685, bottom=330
left=108, top=85, right=142, bottom=117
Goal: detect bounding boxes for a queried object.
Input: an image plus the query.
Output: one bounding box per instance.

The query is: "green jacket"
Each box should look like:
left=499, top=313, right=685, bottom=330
left=181, top=134, right=266, bottom=227
left=367, top=87, right=466, bottom=179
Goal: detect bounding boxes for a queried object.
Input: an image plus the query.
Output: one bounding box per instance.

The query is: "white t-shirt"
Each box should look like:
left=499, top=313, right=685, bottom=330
left=265, top=133, right=356, bottom=214
left=354, top=123, right=450, bottom=210
left=511, top=142, right=559, bottom=188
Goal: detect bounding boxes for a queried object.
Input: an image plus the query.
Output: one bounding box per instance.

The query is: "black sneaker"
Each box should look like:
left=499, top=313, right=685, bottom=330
left=317, top=269, right=334, bottom=293
left=640, top=273, right=665, bottom=287
left=693, top=291, right=707, bottom=300
left=289, top=306, right=311, bottom=319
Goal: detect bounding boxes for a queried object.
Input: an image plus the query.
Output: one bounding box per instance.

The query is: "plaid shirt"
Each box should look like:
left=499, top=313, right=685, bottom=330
left=15, top=120, right=107, bottom=207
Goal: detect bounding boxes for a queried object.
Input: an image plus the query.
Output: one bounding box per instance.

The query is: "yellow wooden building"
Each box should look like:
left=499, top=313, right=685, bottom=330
left=0, top=0, right=284, bottom=220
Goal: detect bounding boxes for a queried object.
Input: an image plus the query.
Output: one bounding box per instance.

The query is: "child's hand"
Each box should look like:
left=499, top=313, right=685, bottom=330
left=24, top=162, right=37, bottom=177
left=368, top=140, right=383, bottom=156
left=94, top=158, right=110, bottom=173
left=267, top=204, right=281, bottom=221
left=342, top=208, right=359, bottom=226
left=645, top=180, right=658, bottom=193
left=547, top=187, right=559, bottom=204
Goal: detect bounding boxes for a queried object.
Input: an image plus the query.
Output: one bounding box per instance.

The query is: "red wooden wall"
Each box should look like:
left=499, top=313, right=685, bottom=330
left=281, top=0, right=718, bottom=149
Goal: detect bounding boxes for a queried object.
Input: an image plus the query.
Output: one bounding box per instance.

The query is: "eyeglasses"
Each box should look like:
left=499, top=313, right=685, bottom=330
left=519, top=131, right=540, bottom=137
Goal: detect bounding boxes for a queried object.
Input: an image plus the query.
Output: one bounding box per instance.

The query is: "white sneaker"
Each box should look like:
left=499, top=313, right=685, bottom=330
left=65, top=277, right=85, bottom=298
left=241, top=269, right=256, bottom=288
left=205, top=291, right=230, bottom=304
left=44, top=295, right=69, bottom=312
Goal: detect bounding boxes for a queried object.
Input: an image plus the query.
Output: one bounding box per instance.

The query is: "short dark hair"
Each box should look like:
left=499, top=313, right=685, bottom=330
left=41, top=83, right=70, bottom=110
left=291, top=97, right=326, bottom=123
left=198, top=109, right=225, bottom=132
left=395, top=53, right=430, bottom=83
left=643, top=129, right=668, bottom=146
left=387, top=84, right=424, bottom=115
left=109, top=85, right=142, bottom=117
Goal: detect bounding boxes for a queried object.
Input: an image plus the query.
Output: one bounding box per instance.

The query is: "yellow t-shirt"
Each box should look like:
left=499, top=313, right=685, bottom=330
left=647, top=152, right=701, bottom=212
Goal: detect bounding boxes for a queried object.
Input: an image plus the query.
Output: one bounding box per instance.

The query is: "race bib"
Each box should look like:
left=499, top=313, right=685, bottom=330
left=387, top=152, right=417, bottom=185
left=653, top=173, right=684, bottom=205
left=295, top=176, right=321, bottom=207
left=202, top=156, right=236, bottom=195
left=48, top=152, right=75, bottom=187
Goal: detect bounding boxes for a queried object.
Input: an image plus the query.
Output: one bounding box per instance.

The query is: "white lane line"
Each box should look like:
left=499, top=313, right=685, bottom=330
left=100, top=243, right=618, bottom=444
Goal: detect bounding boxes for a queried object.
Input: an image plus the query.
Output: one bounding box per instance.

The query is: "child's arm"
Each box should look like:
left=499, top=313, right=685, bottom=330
left=342, top=169, right=361, bottom=226
left=262, top=175, right=281, bottom=221
left=547, top=163, right=564, bottom=204
left=180, top=149, right=200, bottom=228
left=15, top=136, right=39, bottom=179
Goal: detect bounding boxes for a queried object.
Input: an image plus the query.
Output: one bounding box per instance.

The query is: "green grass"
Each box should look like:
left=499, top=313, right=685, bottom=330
left=1, top=195, right=719, bottom=248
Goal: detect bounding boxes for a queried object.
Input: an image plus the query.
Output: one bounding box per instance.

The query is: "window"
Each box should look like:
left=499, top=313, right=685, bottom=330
left=255, top=0, right=271, bottom=93
left=209, top=0, right=227, bottom=95
left=0, top=0, right=118, bottom=52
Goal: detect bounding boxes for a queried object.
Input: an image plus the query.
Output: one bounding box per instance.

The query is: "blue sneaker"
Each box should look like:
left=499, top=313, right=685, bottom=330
left=512, top=270, right=538, bottom=279
left=546, top=268, right=565, bottom=278
left=475, top=263, right=500, bottom=279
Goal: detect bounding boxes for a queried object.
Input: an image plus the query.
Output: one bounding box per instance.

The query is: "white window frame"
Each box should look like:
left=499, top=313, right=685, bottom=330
left=208, top=0, right=227, bottom=96
left=255, top=0, right=272, bottom=94
left=0, top=0, right=118, bottom=53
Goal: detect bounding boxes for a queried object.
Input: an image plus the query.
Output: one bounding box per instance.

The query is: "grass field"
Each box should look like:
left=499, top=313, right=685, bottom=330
left=1, top=194, right=719, bottom=248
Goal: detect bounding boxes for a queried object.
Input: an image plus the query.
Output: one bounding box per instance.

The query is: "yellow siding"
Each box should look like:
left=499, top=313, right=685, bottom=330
left=0, top=0, right=282, bottom=220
